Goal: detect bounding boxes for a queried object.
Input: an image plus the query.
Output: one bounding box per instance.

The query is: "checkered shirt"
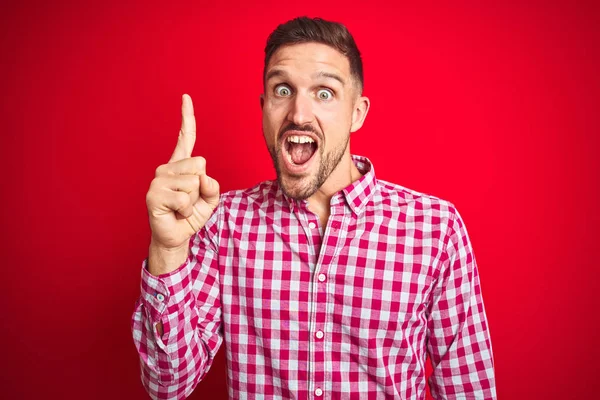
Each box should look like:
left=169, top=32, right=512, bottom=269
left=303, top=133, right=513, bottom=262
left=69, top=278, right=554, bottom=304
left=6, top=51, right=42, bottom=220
left=131, top=155, right=497, bottom=399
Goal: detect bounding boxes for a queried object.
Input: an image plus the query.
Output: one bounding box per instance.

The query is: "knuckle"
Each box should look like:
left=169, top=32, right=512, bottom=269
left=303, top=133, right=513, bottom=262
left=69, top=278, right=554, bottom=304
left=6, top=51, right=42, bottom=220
left=145, top=190, right=153, bottom=206
left=146, top=189, right=160, bottom=208
left=155, top=164, right=168, bottom=177
left=194, top=156, right=206, bottom=171
left=149, top=176, right=163, bottom=190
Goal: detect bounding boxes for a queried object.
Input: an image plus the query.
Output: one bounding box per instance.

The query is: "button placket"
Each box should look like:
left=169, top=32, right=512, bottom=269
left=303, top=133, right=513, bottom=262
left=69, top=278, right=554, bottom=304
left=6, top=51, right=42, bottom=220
left=310, top=199, right=344, bottom=398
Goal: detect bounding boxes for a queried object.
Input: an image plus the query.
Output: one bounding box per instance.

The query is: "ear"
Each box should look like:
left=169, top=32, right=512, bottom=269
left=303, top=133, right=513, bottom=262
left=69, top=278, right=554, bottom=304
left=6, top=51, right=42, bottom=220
left=260, top=93, right=265, bottom=109
left=350, top=96, right=370, bottom=133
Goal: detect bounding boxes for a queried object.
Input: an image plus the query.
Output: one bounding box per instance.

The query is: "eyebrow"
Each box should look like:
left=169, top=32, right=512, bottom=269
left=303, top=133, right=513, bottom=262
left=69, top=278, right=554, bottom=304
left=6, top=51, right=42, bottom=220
left=265, top=68, right=346, bottom=86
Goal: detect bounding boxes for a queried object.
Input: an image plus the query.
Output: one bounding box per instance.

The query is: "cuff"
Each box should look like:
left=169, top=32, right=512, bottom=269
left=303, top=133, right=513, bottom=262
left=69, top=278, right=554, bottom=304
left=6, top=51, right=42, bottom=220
left=139, top=257, right=192, bottom=322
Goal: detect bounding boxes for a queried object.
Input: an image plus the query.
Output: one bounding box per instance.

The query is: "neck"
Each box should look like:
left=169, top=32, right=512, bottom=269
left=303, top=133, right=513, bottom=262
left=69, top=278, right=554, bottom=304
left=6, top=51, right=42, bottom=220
left=307, top=151, right=362, bottom=217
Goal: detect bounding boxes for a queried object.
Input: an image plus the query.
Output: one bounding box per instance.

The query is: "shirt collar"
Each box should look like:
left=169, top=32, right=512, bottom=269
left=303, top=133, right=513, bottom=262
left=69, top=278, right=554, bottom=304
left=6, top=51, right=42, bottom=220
left=281, top=154, right=377, bottom=216
left=342, top=154, right=377, bottom=215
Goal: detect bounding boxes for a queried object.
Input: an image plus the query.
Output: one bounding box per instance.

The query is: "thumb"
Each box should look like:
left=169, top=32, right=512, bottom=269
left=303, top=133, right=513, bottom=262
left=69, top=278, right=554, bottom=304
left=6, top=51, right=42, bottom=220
left=199, top=174, right=220, bottom=210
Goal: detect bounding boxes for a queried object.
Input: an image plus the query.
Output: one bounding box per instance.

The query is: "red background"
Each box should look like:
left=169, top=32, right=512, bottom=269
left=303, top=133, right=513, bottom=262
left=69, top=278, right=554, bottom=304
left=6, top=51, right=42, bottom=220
left=1, top=1, right=599, bottom=399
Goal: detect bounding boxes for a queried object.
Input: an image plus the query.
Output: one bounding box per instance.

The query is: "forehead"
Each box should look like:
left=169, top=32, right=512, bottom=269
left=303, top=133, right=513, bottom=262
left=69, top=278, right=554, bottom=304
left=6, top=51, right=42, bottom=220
left=266, top=42, right=351, bottom=79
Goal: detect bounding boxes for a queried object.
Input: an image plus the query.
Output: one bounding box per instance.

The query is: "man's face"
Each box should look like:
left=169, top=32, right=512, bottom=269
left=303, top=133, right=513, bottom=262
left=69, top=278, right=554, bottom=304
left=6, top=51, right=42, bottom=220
left=261, top=42, right=364, bottom=200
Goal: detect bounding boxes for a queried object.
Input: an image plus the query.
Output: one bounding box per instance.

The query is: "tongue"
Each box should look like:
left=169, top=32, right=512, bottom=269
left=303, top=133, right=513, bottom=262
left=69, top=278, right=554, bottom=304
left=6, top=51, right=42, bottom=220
left=290, top=143, right=314, bottom=165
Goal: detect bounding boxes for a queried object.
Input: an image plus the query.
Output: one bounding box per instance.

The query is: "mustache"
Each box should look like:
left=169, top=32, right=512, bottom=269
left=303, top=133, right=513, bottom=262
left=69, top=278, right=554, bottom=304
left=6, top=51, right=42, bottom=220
left=279, top=123, right=320, bottom=139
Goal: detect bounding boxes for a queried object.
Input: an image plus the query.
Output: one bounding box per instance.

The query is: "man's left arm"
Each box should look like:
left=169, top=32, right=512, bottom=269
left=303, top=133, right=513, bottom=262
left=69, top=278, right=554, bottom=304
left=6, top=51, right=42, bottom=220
left=426, top=206, right=497, bottom=399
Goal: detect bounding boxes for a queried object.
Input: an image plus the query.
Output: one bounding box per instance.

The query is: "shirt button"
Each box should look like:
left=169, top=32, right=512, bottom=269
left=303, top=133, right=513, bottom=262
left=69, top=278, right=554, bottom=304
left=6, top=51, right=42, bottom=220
left=315, top=330, right=324, bottom=339
left=318, top=273, right=326, bottom=282
left=156, top=293, right=165, bottom=302
left=315, top=388, right=323, bottom=397
left=309, top=222, right=317, bottom=229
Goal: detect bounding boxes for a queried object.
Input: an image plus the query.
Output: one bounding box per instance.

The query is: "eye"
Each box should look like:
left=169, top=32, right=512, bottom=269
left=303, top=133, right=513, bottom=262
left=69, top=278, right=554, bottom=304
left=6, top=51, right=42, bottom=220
left=275, top=85, right=292, bottom=96
left=317, top=89, right=333, bottom=101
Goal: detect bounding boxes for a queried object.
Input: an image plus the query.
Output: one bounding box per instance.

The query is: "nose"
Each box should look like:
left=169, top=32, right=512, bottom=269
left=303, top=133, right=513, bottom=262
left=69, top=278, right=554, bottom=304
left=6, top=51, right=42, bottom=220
left=287, top=91, right=314, bottom=126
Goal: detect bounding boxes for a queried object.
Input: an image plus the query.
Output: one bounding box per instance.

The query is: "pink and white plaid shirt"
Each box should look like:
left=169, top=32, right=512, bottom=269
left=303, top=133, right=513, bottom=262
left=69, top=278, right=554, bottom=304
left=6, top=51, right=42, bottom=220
left=131, top=155, right=496, bottom=399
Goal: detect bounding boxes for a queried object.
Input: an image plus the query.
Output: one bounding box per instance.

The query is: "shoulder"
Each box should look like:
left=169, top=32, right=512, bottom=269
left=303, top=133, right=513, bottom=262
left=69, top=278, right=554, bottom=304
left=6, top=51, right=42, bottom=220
left=218, top=180, right=281, bottom=213
left=374, top=179, right=459, bottom=220
left=374, top=179, right=470, bottom=255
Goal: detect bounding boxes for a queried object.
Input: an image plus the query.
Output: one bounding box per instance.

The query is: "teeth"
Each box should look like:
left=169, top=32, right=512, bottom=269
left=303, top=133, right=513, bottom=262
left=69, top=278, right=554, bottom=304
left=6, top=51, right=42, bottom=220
left=287, top=135, right=315, bottom=144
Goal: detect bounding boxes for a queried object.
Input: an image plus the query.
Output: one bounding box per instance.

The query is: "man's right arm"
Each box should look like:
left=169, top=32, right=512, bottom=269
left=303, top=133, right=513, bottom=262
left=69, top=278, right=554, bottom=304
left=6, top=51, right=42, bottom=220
left=131, top=94, right=223, bottom=399
left=131, top=218, right=223, bottom=400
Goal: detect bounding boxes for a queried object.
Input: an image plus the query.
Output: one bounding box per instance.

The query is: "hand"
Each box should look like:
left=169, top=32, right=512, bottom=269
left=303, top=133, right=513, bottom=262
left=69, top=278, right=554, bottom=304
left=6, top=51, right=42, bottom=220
left=145, top=94, right=220, bottom=253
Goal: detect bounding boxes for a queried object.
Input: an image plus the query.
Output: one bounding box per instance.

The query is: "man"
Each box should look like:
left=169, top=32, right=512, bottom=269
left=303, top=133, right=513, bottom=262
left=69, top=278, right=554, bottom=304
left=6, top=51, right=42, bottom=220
left=132, top=17, right=497, bottom=400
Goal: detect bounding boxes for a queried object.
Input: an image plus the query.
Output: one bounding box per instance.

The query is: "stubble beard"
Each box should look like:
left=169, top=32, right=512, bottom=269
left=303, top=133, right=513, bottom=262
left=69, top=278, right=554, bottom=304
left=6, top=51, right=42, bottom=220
left=268, top=134, right=350, bottom=200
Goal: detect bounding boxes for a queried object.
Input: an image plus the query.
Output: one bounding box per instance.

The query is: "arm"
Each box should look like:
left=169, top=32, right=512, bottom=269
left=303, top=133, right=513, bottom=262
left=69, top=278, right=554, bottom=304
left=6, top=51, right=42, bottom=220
left=426, top=206, right=497, bottom=399
left=131, top=213, right=223, bottom=400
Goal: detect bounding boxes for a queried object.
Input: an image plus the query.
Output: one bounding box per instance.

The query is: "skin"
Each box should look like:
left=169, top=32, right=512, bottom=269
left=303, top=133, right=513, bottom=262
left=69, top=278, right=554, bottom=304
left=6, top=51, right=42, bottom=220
left=260, top=42, right=370, bottom=228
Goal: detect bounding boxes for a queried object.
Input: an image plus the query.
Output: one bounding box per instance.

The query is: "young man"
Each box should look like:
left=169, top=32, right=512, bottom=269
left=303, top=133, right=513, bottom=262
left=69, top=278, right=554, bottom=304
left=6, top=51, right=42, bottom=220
left=132, top=17, right=497, bottom=400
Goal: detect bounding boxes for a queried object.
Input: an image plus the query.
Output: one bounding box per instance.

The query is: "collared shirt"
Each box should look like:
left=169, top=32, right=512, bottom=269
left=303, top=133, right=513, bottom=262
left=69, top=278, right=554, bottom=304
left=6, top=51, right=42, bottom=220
left=131, top=155, right=497, bottom=400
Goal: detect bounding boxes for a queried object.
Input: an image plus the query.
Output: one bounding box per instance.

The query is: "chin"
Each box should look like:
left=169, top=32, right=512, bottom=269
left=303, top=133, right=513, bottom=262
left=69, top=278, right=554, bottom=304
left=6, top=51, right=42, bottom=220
left=278, top=171, right=319, bottom=200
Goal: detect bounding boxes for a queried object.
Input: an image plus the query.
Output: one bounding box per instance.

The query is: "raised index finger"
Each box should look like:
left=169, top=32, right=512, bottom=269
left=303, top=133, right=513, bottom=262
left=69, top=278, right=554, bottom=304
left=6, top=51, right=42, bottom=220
left=169, top=94, right=197, bottom=163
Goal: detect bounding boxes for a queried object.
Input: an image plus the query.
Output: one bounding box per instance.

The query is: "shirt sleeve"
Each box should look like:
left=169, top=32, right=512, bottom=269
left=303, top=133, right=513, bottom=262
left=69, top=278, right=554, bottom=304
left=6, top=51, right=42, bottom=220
left=426, top=206, right=497, bottom=399
left=131, top=209, right=223, bottom=400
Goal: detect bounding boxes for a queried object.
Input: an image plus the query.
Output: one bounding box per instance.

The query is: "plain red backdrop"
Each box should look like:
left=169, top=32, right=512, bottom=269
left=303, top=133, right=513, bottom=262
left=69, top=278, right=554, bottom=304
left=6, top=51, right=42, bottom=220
left=1, top=0, right=599, bottom=399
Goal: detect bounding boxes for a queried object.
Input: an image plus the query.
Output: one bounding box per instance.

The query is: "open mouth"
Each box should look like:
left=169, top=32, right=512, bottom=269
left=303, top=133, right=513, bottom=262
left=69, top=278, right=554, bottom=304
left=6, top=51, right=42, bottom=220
left=283, top=134, right=318, bottom=167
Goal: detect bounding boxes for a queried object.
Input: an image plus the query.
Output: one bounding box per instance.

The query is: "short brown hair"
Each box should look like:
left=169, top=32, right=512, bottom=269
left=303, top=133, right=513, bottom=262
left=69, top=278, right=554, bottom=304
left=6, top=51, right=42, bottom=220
left=264, top=17, right=364, bottom=93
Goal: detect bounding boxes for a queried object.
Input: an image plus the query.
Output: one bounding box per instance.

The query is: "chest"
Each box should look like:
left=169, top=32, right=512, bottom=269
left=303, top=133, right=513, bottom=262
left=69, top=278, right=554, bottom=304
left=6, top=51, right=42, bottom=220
left=219, top=208, right=446, bottom=327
